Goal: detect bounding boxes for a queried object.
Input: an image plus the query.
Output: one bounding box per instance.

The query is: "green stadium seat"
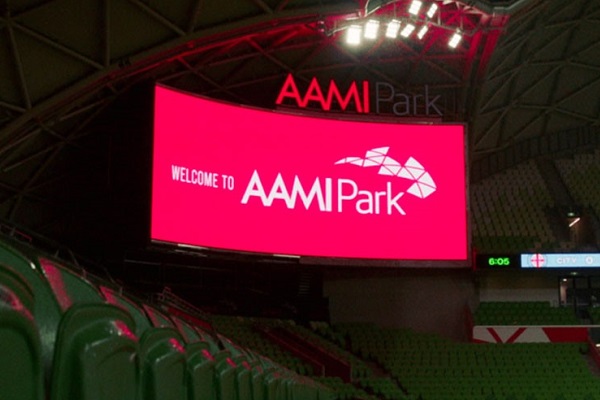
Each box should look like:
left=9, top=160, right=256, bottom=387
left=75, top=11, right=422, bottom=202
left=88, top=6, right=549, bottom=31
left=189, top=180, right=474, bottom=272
left=263, top=371, right=288, bottom=400
left=195, top=327, right=224, bottom=354
left=0, top=264, right=44, bottom=400
left=39, top=258, right=103, bottom=309
left=186, top=341, right=218, bottom=400
left=144, top=304, right=176, bottom=327
left=139, top=327, right=187, bottom=400
left=49, top=303, right=139, bottom=400
left=0, top=242, right=62, bottom=373
left=234, top=358, right=254, bottom=400
left=216, top=332, right=261, bottom=400
left=213, top=350, right=239, bottom=400
left=100, top=286, right=152, bottom=336
left=173, top=316, right=202, bottom=343
left=251, top=361, right=267, bottom=400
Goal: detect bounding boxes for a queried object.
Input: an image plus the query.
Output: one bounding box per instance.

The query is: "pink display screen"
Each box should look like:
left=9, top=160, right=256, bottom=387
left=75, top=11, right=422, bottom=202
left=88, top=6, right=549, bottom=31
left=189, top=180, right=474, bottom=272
left=151, top=85, right=468, bottom=263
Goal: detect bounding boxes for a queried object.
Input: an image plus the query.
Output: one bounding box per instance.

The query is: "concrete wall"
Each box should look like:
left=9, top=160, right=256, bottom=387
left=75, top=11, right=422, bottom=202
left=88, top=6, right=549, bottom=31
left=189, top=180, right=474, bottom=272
left=477, top=270, right=559, bottom=305
left=323, top=269, right=476, bottom=341
left=323, top=269, right=568, bottom=341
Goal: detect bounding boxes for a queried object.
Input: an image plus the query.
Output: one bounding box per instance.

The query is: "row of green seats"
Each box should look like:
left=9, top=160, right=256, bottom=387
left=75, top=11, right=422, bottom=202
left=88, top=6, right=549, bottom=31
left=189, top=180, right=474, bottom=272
left=214, top=315, right=374, bottom=381
left=475, top=302, right=580, bottom=325
left=0, top=263, right=44, bottom=400
left=314, top=376, right=377, bottom=400
left=211, top=316, right=315, bottom=376
left=0, top=236, right=332, bottom=400
left=473, top=236, right=539, bottom=253
left=358, top=377, right=409, bottom=400
left=588, top=307, right=600, bottom=324
left=331, top=322, right=600, bottom=400
left=282, top=320, right=373, bottom=380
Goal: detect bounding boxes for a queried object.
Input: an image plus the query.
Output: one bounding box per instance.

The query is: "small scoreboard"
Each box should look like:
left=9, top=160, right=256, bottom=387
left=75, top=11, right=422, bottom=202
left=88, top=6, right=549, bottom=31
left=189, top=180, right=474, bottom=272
left=476, top=253, right=600, bottom=270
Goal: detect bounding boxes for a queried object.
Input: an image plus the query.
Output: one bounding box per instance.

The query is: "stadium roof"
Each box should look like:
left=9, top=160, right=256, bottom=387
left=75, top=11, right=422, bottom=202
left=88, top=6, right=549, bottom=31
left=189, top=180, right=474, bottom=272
left=0, top=0, right=599, bottom=259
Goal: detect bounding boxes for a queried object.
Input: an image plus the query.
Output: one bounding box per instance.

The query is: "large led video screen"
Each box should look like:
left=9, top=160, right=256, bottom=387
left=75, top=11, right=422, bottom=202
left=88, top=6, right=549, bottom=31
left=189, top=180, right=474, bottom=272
left=151, top=85, right=468, bottom=264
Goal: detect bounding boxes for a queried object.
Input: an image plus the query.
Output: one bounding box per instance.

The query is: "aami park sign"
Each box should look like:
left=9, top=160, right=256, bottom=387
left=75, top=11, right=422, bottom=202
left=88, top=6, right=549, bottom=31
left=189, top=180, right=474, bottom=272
left=275, top=74, right=444, bottom=117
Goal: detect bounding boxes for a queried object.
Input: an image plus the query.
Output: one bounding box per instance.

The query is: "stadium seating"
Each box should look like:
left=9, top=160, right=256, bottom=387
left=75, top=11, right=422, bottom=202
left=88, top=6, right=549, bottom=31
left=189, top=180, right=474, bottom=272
left=216, top=335, right=255, bottom=400
left=281, top=320, right=372, bottom=380
left=186, top=341, right=219, bottom=400
left=100, top=285, right=153, bottom=335
left=0, top=264, right=44, bottom=400
left=211, top=315, right=316, bottom=376
left=0, top=241, right=62, bottom=373
left=555, top=149, right=600, bottom=217
left=4, top=230, right=600, bottom=400
left=39, top=258, right=104, bottom=310
left=212, top=315, right=375, bottom=381
left=139, top=327, right=187, bottom=400
left=336, top=322, right=600, bottom=400
left=471, top=160, right=557, bottom=252
left=0, top=235, right=333, bottom=400
left=589, top=307, right=600, bottom=325
left=358, top=377, right=408, bottom=400
left=313, top=376, right=378, bottom=400
left=49, top=303, right=139, bottom=400
left=474, top=301, right=581, bottom=326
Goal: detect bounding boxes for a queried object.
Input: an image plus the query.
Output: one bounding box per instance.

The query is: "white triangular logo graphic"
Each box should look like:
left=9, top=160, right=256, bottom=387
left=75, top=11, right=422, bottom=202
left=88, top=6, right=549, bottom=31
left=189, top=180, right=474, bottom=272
left=335, top=147, right=436, bottom=200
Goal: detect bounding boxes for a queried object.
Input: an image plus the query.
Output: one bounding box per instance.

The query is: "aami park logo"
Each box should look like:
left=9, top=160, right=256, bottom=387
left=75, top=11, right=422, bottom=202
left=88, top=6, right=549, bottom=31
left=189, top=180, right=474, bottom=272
left=335, top=146, right=436, bottom=199
left=241, top=146, right=436, bottom=216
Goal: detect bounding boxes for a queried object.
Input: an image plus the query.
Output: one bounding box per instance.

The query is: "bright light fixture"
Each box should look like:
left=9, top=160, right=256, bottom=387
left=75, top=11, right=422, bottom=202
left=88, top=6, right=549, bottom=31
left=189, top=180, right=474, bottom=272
left=448, top=32, right=462, bottom=48
left=569, top=217, right=581, bottom=228
left=346, top=25, right=362, bottom=45
left=364, top=20, right=380, bottom=39
left=409, top=0, right=422, bottom=15
left=417, top=25, right=428, bottom=40
left=400, top=23, right=415, bottom=38
left=427, top=3, right=438, bottom=18
left=386, top=20, right=401, bottom=38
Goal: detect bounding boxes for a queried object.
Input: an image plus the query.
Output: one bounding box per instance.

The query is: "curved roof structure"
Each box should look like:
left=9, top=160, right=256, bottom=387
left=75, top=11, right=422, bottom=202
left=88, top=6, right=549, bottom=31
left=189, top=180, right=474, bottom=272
left=0, top=0, right=598, bottom=258
left=473, top=0, right=600, bottom=156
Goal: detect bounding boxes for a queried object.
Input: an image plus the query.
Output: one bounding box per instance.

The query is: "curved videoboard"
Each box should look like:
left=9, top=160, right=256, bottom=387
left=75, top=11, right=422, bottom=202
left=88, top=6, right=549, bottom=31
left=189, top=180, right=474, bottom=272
left=151, top=85, right=468, bottom=266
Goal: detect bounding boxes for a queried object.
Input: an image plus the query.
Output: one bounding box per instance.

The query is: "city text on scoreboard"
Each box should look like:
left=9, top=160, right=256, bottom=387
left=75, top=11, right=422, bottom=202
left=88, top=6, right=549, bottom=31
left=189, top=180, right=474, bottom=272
left=521, top=253, right=600, bottom=269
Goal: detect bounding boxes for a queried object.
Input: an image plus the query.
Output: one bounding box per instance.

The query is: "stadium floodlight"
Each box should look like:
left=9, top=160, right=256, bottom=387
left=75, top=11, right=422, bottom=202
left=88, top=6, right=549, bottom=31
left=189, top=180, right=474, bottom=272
left=448, top=31, right=462, bottom=48
left=346, top=25, right=362, bottom=45
left=417, top=25, right=428, bottom=40
left=426, top=3, right=438, bottom=18
left=409, top=0, right=422, bottom=15
left=386, top=20, right=401, bottom=38
left=364, top=20, right=380, bottom=39
left=400, top=23, right=416, bottom=38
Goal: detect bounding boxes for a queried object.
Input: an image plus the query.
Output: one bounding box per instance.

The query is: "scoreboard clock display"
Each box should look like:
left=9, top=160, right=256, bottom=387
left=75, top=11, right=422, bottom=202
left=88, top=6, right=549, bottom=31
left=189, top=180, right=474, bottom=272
left=487, top=256, right=512, bottom=266
left=476, top=254, right=519, bottom=269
